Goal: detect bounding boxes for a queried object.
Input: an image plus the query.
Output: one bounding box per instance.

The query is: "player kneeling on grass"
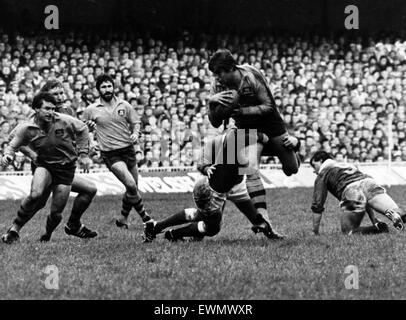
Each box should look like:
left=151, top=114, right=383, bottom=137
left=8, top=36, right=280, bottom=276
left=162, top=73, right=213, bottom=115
left=144, top=128, right=283, bottom=242
left=1, top=92, right=97, bottom=244
left=310, top=151, right=405, bottom=235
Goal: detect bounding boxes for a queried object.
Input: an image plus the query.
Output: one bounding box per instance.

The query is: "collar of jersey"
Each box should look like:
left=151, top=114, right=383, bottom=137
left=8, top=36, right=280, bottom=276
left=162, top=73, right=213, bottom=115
left=95, top=96, right=121, bottom=107
left=319, top=159, right=336, bottom=174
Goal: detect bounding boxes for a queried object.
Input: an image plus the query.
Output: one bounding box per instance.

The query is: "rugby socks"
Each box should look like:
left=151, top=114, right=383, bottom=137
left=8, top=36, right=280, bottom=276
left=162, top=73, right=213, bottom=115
left=68, top=192, right=96, bottom=230
left=155, top=210, right=188, bottom=233
left=246, top=171, right=267, bottom=212
left=45, top=213, right=63, bottom=236
left=14, top=203, right=38, bottom=230
left=171, top=222, right=202, bottom=239
left=125, top=192, right=151, bottom=222
left=120, top=192, right=133, bottom=217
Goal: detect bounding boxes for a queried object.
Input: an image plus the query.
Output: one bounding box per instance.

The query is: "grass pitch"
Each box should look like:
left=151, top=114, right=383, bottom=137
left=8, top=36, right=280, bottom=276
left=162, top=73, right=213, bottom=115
left=1, top=186, right=406, bottom=300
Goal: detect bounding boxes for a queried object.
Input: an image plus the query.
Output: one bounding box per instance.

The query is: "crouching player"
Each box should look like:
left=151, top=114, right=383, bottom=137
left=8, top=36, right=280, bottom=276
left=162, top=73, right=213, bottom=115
left=144, top=128, right=284, bottom=242
left=310, top=151, right=405, bottom=235
left=1, top=92, right=97, bottom=243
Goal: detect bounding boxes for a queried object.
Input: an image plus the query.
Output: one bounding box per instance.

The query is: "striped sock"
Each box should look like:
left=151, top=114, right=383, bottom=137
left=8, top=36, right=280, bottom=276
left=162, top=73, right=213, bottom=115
left=126, top=192, right=150, bottom=222
left=121, top=193, right=133, bottom=217
left=246, top=172, right=267, bottom=211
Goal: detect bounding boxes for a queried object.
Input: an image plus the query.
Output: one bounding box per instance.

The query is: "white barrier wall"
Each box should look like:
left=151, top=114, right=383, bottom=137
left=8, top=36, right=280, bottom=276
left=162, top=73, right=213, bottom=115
left=1, top=164, right=406, bottom=200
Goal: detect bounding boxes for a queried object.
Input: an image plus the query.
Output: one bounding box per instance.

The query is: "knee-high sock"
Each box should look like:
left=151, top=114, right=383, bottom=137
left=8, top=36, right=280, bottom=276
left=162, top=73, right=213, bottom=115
left=246, top=171, right=267, bottom=211
left=155, top=209, right=188, bottom=233
left=67, top=193, right=94, bottom=229
left=14, top=201, right=42, bottom=229
left=125, top=192, right=151, bottom=222
left=120, top=192, right=133, bottom=217
left=171, top=222, right=203, bottom=239
left=45, top=213, right=62, bottom=235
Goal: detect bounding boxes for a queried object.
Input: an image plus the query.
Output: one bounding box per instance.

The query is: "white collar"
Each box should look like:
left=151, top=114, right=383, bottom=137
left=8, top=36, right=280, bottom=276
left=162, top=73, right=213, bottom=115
left=319, top=159, right=336, bottom=174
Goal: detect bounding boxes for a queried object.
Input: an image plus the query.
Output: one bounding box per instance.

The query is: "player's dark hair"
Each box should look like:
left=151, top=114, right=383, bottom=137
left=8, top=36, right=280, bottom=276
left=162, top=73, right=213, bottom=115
left=208, top=49, right=237, bottom=73
left=40, top=79, right=63, bottom=93
left=32, top=92, right=57, bottom=110
left=310, top=151, right=333, bottom=165
left=95, top=74, right=114, bottom=91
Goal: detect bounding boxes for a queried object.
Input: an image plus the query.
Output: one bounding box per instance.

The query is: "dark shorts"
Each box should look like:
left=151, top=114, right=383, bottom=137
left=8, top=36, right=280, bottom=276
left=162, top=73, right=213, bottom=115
left=101, top=145, right=137, bottom=170
left=35, top=160, right=76, bottom=186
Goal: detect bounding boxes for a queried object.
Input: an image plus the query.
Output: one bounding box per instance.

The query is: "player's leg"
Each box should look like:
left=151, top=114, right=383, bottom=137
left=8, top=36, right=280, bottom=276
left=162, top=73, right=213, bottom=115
left=2, top=167, right=53, bottom=243
left=128, top=161, right=152, bottom=222
left=268, top=133, right=299, bottom=176
left=339, top=209, right=366, bottom=235
left=144, top=208, right=203, bottom=242
left=166, top=209, right=223, bottom=241
left=357, top=178, right=404, bottom=230
left=339, top=183, right=367, bottom=234
left=367, top=193, right=404, bottom=230
left=351, top=205, right=389, bottom=234
left=66, top=176, right=97, bottom=231
left=40, top=183, right=72, bottom=241
left=110, top=161, right=151, bottom=227
left=239, top=140, right=270, bottom=221
left=228, top=180, right=284, bottom=239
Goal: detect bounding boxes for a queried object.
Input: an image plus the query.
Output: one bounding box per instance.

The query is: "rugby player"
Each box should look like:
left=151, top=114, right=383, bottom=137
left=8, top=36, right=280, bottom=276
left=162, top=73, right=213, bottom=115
left=1, top=92, right=97, bottom=243
left=16, top=80, right=98, bottom=238
left=144, top=128, right=284, bottom=242
left=207, top=49, right=300, bottom=226
left=83, top=75, right=153, bottom=233
left=310, top=151, right=405, bottom=235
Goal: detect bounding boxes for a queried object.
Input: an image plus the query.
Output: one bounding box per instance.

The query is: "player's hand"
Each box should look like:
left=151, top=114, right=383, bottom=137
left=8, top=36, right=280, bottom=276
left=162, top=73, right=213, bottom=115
left=283, top=135, right=299, bottom=150
left=85, top=120, right=97, bottom=130
left=206, top=165, right=216, bottom=179
left=78, top=153, right=92, bottom=171
left=1, top=154, right=13, bottom=167
left=209, top=91, right=236, bottom=106
left=130, top=131, right=140, bottom=143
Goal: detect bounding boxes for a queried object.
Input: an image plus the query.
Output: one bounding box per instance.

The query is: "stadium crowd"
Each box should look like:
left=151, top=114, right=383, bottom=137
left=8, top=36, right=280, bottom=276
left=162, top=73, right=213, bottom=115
left=1, top=30, right=406, bottom=171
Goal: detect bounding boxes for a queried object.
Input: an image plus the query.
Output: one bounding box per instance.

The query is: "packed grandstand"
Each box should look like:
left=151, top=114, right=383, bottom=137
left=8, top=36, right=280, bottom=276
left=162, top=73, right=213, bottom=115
left=1, top=30, right=406, bottom=171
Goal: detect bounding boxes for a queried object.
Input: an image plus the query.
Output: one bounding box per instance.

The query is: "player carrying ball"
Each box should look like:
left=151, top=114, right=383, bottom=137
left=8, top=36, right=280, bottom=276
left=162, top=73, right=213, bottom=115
left=207, top=49, right=300, bottom=227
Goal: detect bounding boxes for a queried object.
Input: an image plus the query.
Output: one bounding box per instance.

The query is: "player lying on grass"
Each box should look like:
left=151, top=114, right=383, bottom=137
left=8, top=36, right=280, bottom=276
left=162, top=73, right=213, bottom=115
left=1, top=92, right=97, bottom=244
left=144, top=127, right=284, bottom=242
left=310, top=151, right=405, bottom=235
left=208, top=49, right=300, bottom=230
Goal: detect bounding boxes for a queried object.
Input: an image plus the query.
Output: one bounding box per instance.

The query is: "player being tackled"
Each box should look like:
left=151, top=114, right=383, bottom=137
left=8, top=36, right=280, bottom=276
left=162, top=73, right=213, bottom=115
left=144, top=128, right=284, bottom=242
left=310, top=151, right=405, bottom=235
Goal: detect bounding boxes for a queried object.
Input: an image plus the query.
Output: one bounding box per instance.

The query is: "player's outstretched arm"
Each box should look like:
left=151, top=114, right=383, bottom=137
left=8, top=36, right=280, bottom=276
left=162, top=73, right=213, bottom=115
left=312, top=213, right=322, bottom=235
left=310, top=176, right=328, bottom=235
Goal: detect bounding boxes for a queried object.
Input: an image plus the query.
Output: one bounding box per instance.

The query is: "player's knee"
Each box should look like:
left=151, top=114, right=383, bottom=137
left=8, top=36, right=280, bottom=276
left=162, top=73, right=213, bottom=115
left=126, top=183, right=138, bottom=194
left=87, top=185, right=97, bottom=199
left=29, top=189, right=44, bottom=203
left=282, top=164, right=299, bottom=176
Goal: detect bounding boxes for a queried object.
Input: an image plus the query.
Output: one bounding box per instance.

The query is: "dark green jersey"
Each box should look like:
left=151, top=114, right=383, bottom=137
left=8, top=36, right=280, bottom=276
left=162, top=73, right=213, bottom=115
left=311, top=160, right=371, bottom=214
left=197, top=128, right=243, bottom=193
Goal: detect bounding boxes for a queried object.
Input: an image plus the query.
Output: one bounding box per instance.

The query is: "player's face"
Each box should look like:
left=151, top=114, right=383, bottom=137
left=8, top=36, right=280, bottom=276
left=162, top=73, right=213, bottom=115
left=195, top=197, right=212, bottom=212
left=49, top=87, right=65, bottom=106
left=311, top=160, right=322, bottom=174
left=37, top=101, right=56, bottom=122
left=213, top=68, right=232, bottom=86
left=99, top=81, right=114, bottom=102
